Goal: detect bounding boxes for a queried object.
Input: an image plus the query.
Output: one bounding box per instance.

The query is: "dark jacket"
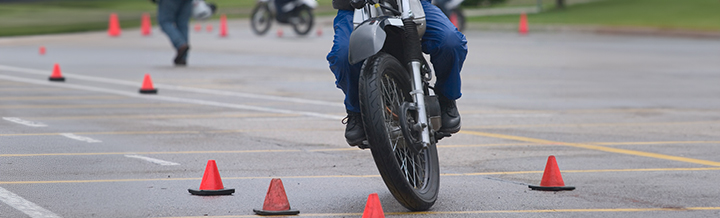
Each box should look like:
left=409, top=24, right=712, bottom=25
left=332, top=0, right=355, bottom=10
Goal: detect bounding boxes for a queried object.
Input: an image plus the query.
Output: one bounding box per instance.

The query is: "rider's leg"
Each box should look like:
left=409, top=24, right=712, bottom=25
left=421, top=0, right=467, bottom=133
left=326, top=10, right=365, bottom=146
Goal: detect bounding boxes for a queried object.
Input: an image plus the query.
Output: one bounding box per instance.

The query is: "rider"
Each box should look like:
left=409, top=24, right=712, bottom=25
left=327, top=0, right=467, bottom=146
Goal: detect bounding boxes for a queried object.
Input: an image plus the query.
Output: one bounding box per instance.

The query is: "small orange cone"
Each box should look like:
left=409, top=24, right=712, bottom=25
left=138, top=74, right=158, bottom=94
left=529, top=155, right=575, bottom=191
left=518, top=13, right=528, bottom=35
left=219, top=14, right=228, bottom=37
left=450, top=13, right=460, bottom=30
left=188, top=160, right=235, bottom=195
left=141, top=13, right=152, bottom=36
left=253, top=178, right=300, bottom=215
left=108, top=13, right=122, bottom=37
left=194, top=23, right=202, bottom=32
left=48, top=63, right=65, bottom=82
left=362, top=193, right=385, bottom=218
left=316, top=28, right=322, bottom=37
left=276, top=28, right=283, bottom=37
left=206, top=24, right=213, bottom=32
left=39, top=46, right=46, bottom=55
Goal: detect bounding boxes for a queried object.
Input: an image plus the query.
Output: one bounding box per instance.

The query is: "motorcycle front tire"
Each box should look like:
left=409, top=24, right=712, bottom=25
left=359, top=52, right=440, bottom=211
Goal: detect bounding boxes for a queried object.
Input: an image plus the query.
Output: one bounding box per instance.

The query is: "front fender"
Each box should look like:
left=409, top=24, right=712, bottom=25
left=348, top=17, right=403, bottom=65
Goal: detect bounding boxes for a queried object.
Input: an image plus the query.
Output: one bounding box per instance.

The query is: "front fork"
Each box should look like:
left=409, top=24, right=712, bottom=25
left=409, top=61, right=432, bottom=149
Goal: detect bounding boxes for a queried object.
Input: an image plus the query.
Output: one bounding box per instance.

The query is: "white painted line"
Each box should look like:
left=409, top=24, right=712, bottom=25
left=0, top=64, right=343, bottom=107
left=0, top=186, right=62, bottom=218
left=124, top=155, right=180, bottom=166
left=2, top=117, right=47, bottom=127
left=0, top=74, right=345, bottom=120
left=59, top=133, right=102, bottom=143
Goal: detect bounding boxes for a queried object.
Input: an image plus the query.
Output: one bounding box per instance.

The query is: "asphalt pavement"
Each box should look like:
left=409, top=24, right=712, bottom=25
left=1, top=17, right=720, bottom=218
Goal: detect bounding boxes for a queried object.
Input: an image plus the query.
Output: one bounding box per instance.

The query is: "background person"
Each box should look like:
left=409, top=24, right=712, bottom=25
left=153, top=0, right=192, bottom=66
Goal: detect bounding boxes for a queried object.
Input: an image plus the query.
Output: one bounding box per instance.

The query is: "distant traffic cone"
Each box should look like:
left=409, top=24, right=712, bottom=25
left=219, top=14, right=228, bottom=37
left=316, top=28, right=322, bottom=37
left=188, top=160, right=235, bottom=195
left=138, top=74, right=158, bottom=94
left=194, top=23, right=202, bottom=32
left=253, top=178, right=300, bottom=215
left=48, top=63, right=65, bottom=82
left=518, top=13, right=528, bottom=35
left=450, top=13, right=459, bottom=30
left=39, top=46, right=46, bottom=55
left=529, top=155, right=575, bottom=191
left=362, top=193, right=385, bottom=218
left=141, top=13, right=152, bottom=36
left=276, top=28, right=283, bottom=37
left=206, top=24, right=213, bottom=32
left=108, top=13, right=121, bottom=37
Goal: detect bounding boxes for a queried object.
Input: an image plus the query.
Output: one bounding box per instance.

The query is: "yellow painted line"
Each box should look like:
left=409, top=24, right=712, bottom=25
left=1, top=140, right=716, bottom=157
left=158, top=207, right=720, bottom=217
left=464, top=120, right=720, bottom=129
left=461, top=108, right=720, bottom=114
left=0, top=103, right=196, bottom=109
left=2, top=167, right=719, bottom=185
left=25, top=113, right=297, bottom=120
left=591, top=141, right=720, bottom=145
left=460, top=130, right=720, bottom=167
left=0, top=95, right=126, bottom=101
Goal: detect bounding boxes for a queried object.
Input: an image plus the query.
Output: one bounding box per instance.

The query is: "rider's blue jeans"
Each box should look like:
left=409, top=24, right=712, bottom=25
left=326, top=0, right=467, bottom=113
left=157, top=0, right=193, bottom=58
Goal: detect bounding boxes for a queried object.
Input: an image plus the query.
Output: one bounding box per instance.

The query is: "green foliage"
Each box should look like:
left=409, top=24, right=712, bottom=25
left=469, top=0, right=720, bottom=31
left=462, top=0, right=507, bottom=7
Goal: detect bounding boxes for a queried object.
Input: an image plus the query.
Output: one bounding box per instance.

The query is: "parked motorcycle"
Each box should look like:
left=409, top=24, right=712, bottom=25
left=349, top=0, right=450, bottom=211
left=433, top=0, right=465, bottom=31
left=250, top=0, right=317, bottom=36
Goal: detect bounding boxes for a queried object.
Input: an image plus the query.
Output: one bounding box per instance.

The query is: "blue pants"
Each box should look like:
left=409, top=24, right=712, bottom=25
left=326, top=0, right=467, bottom=113
left=158, top=0, right=193, bottom=58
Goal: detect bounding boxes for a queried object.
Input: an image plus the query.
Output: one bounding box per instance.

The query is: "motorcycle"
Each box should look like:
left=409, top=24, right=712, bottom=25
left=250, top=0, right=317, bottom=36
left=349, top=0, right=450, bottom=211
left=433, top=0, right=465, bottom=32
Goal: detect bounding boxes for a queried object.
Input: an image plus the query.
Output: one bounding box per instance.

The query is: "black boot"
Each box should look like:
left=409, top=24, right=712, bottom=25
left=174, top=44, right=189, bottom=66
left=342, top=111, right=366, bottom=146
left=438, top=95, right=461, bottom=133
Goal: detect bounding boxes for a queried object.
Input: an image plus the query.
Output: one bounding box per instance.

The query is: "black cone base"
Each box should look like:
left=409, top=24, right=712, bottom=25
left=528, top=185, right=575, bottom=191
left=49, top=77, right=65, bottom=82
left=253, top=209, right=300, bottom=216
left=188, top=188, right=235, bottom=196
left=139, top=89, right=157, bottom=94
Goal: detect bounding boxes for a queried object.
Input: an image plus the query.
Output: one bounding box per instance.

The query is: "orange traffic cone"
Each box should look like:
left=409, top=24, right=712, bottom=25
left=138, top=74, right=158, bottom=94
left=188, top=160, right=235, bottom=195
left=206, top=24, right=213, bottom=32
left=316, top=28, right=322, bottom=37
left=219, top=14, right=228, bottom=37
left=39, top=46, right=46, bottom=55
left=253, top=178, right=300, bottom=215
left=194, top=23, right=202, bottom=32
left=529, top=155, right=575, bottom=191
left=362, top=193, right=385, bottom=218
left=108, top=13, right=121, bottom=37
left=518, top=13, right=528, bottom=35
left=141, top=13, right=152, bottom=36
left=48, top=63, right=65, bottom=82
left=276, top=28, right=283, bottom=37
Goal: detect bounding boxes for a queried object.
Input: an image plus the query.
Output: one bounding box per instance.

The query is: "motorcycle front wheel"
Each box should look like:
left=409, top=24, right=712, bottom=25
left=359, top=52, right=440, bottom=211
left=250, top=3, right=272, bottom=35
left=291, top=6, right=314, bottom=36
